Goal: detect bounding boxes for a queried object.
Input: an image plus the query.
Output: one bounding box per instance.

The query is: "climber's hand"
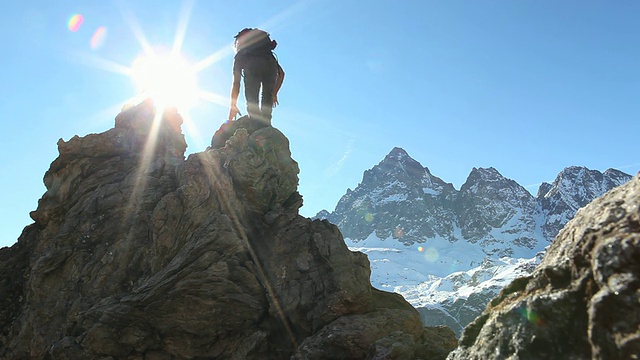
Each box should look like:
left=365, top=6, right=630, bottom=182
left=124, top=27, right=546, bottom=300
left=228, top=105, right=240, bottom=122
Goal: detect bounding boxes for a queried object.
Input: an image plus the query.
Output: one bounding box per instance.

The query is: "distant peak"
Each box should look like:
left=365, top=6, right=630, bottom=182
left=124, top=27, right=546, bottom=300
left=536, top=182, right=553, bottom=198
left=559, top=166, right=588, bottom=175
left=461, top=167, right=511, bottom=192
left=383, top=147, right=425, bottom=166
left=557, top=166, right=632, bottom=181
left=555, top=166, right=602, bottom=182
left=469, top=167, right=501, bottom=179
left=604, top=168, right=633, bottom=177
left=385, top=147, right=410, bottom=161
left=379, top=147, right=425, bottom=172
left=360, top=147, right=430, bottom=186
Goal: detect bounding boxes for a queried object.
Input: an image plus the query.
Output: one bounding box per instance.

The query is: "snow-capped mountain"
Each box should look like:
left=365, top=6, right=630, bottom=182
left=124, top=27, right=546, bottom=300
left=537, top=166, right=633, bottom=241
left=317, top=148, right=632, bottom=336
left=322, top=147, right=458, bottom=245
left=457, top=167, right=542, bottom=258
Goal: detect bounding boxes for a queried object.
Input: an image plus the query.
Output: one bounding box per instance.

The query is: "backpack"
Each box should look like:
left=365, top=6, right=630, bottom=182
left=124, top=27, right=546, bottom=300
left=234, top=28, right=277, bottom=56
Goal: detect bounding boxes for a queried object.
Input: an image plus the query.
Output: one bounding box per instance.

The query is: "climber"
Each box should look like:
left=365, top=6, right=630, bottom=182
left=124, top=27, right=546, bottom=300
left=228, top=28, right=285, bottom=124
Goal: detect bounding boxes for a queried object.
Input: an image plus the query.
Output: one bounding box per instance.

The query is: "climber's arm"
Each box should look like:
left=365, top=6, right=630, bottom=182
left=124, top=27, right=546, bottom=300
left=273, top=63, right=285, bottom=106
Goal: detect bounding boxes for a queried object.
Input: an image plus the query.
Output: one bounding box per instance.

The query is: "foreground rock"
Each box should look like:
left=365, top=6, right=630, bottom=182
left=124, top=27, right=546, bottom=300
left=448, top=174, right=640, bottom=359
left=0, top=101, right=456, bottom=359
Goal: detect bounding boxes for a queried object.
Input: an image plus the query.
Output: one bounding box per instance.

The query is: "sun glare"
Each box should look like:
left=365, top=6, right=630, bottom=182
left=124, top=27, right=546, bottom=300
left=78, top=1, right=303, bottom=133
left=130, top=50, right=199, bottom=112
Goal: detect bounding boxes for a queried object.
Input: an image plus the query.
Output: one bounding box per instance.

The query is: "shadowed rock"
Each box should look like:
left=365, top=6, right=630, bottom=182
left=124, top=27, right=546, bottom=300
left=0, top=100, right=456, bottom=359
left=448, top=174, right=640, bottom=359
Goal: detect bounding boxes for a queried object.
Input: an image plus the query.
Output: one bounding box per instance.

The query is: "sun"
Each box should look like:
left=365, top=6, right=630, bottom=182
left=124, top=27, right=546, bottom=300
left=130, top=48, right=199, bottom=113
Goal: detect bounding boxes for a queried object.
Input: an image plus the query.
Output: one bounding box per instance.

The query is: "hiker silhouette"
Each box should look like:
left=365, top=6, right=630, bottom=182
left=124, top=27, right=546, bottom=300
left=228, top=28, right=285, bottom=124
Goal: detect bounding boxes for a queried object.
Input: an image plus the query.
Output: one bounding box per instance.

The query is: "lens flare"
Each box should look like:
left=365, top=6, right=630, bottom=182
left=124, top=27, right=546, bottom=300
left=364, top=213, right=374, bottom=222
left=68, top=14, right=84, bottom=32
left=417, top=246, right=424, bottom=252
left=90, top=26, right=108, bottom=50
left=423, top=247, right=439, bottom=262
left=518, top=307, right=545, bottom=326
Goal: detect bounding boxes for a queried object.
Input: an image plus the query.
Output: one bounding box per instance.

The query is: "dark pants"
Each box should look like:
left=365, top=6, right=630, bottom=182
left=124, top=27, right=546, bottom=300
left=243, top=56, right=277, bottom=125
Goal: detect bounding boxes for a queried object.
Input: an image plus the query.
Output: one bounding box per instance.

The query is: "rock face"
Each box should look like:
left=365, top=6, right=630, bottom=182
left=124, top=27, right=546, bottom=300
left=0, top=102, right=457, bottom=359
left=448, top=174, right=640, bottom=359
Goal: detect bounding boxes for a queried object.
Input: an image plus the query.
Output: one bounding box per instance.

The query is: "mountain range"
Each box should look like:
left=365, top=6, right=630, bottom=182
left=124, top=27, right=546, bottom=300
left=316, top=147, right=632, bottom=335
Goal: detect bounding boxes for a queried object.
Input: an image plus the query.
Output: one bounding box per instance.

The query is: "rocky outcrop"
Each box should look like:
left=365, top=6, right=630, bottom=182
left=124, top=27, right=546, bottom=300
left=0, top=101, right=456, bottom=359
left=448, top=174, right=640, bottom=359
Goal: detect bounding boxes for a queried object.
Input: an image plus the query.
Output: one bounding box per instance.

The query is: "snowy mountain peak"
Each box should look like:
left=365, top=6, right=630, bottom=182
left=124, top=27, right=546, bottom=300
left=540, top=165, right=631, bottom=207
left=462, top=167, right=520, bottom=188
left=467, top=167, right=501, bottom=180
left=604, top=168, right=634, bottom=187
left=460, top=167, right=527, bottom=202
left=358, top=148, right=450, bottom=196
left=318, top=148, right=457, bottom=243
left=384, top=147, right=412, bottom=162
left=320, top=151, right=631, bottom=251
left=458, top=167, right=539, bottom=255
left=369, top=147, right=426, bottom=182
left=544, top=166, right=630, bottom=199
left=537, top=166, right=633, bottom=241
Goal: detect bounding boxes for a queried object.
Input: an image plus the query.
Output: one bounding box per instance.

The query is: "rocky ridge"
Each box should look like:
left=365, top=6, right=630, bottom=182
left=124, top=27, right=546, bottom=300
left=0, top=101, right=456, bottom=359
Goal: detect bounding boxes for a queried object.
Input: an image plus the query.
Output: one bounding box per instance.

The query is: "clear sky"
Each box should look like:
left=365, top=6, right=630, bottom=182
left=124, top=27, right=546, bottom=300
left=1, top=0, right=639, bottom=248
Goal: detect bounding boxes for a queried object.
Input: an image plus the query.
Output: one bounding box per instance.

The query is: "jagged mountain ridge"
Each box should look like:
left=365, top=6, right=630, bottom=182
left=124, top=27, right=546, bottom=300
left=537, top=165, right=633, bottom=241
left=317, top=147, right=632, bottom=336
left=319, top=147, right=631, bottom=255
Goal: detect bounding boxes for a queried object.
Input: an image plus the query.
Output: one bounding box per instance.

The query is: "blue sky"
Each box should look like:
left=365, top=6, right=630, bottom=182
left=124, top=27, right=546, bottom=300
left=1, top=0, right=639, bottom=248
